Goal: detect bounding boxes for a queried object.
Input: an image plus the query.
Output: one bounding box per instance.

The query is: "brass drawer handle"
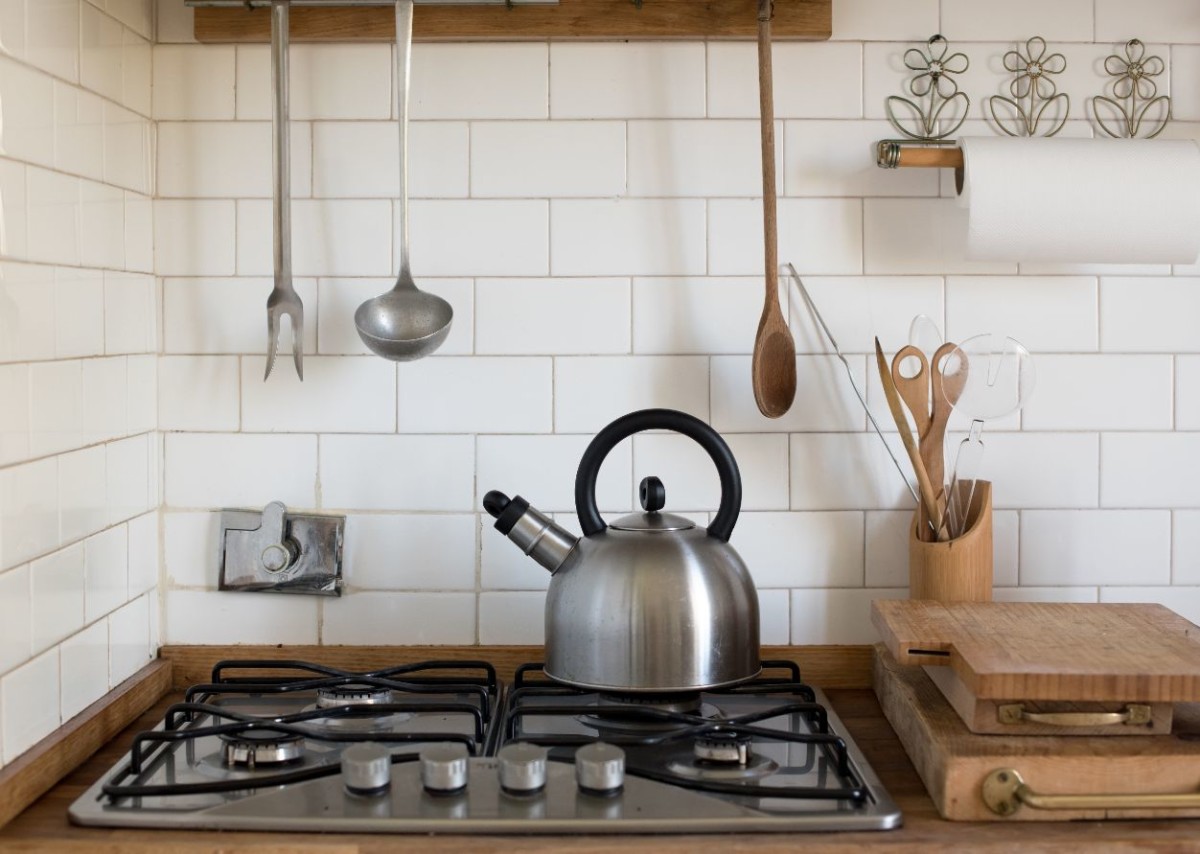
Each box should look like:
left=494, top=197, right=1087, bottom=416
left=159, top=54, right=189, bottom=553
left=984, top=769, right=1200, bottom=816
left=996, top=703, right=1151, bottom=728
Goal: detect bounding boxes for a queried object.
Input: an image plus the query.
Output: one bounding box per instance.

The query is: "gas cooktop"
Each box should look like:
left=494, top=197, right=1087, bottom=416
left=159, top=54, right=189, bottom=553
left=69, top=658, right=901, bottom=834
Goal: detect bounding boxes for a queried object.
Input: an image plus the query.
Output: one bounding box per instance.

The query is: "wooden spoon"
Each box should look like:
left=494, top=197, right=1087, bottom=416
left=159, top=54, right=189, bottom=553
left=751, top=0, right=796, bottom=419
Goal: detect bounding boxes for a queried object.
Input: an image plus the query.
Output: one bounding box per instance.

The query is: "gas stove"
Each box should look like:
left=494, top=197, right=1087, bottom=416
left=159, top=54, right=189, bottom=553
left=69, top=658, right=901, bottom=834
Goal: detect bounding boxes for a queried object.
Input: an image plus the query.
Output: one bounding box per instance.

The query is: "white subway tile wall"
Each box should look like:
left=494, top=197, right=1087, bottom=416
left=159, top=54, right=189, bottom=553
left=3, top=0, right=1200, bottom=769
left=0, top=0, right=157, bottom=770
left=1179, top=356, right=1200, bottom=429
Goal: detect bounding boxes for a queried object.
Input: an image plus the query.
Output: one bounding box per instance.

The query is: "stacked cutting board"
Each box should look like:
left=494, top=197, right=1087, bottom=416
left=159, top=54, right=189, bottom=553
left=871, top=600, right=1200, bottom=821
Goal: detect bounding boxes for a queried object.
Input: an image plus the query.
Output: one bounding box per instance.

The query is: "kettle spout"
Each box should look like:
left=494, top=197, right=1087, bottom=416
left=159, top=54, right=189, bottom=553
left=484, top=491, right=579, bottom=573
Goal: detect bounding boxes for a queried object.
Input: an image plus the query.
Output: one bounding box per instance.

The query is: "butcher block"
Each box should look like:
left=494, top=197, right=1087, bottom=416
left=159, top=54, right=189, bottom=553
left=871, top=600, right=1200, bottom=736
left=873, top=644, right=1200, bottom=822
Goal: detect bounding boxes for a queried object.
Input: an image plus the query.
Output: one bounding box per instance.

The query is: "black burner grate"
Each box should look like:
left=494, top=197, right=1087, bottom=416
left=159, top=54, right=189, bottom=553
left=184, top=658, right=499, bottom=721
left=100, top=659, right=499, bottom=801
left=500, top=660, right=867, bottom=804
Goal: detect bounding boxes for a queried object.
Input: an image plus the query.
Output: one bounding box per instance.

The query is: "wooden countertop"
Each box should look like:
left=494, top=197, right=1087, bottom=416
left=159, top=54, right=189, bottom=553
left=2, top=687, right=1199, bottom=853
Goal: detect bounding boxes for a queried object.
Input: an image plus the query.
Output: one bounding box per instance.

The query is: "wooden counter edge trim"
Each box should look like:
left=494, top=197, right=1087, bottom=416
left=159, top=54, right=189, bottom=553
left=160, top=645, right=874, bottom=691
left=0, top=659, right=173, bottom=830
left=194, top=0, right=832, bottom=43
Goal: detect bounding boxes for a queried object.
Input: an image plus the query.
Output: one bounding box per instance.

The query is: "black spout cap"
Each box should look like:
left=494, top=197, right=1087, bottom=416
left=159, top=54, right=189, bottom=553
left=483, top=490, right=510, bottom=518
left=483, top=490, right=529, bottom=535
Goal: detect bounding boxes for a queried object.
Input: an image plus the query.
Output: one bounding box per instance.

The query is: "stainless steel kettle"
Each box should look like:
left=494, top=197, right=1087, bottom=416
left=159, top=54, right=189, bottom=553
left=483, top=409, right=760, bottom=693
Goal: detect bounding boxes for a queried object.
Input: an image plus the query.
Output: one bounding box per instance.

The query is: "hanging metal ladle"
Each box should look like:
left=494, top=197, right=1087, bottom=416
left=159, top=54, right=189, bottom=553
left=353, top=0, right=453, bottom=361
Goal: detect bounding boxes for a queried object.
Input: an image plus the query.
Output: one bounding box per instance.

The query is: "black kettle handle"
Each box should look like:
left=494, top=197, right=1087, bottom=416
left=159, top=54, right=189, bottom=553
left=574, top=409, right=742, bottom=543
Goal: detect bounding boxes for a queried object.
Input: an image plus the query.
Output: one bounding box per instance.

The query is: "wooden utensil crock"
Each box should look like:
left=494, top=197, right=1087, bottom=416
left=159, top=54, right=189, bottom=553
left=909, top=480, right=992, bottom=602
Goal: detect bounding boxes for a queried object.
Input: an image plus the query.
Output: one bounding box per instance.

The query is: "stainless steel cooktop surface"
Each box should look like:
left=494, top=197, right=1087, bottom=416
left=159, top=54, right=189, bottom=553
left=69, top=659, right=901, bottom=834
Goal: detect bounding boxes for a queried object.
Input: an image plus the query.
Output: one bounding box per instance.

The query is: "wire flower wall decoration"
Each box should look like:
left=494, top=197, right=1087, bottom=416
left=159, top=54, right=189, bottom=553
left=1091, top=39, right=1171, bottom=138
left=989, top=37, right=1069, bottom=137
left=880, top=34, right=1173, bottom=152
left=885, top=35, right=971, bottom=141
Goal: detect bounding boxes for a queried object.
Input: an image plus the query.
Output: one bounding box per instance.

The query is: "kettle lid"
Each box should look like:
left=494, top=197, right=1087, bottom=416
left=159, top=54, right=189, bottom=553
left=608, top=476, right=696, bottom=532
left=609, top=511, right=695, bottom=532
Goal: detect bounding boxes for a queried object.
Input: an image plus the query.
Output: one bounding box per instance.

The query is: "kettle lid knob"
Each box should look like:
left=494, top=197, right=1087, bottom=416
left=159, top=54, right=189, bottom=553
left=639, top=477, right=665, bottom=513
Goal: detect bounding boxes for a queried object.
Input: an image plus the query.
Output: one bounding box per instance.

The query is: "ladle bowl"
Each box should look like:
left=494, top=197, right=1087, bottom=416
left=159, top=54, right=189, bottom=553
left=354, top=281, right=453, bottom=361
left=353, top=0, right=452, bottom=361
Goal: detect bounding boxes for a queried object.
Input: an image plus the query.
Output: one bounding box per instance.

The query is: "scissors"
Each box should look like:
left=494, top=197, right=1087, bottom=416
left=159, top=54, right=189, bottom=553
left=890, top=342, right=964, bottom=508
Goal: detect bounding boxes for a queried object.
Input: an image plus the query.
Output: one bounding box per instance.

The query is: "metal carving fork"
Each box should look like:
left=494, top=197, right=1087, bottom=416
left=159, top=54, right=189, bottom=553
left=265, top=0, right=303, bottom=381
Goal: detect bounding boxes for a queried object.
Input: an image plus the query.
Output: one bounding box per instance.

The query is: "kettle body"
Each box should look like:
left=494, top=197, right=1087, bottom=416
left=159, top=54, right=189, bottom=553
left=545, top=526, right=759, bottom=692
left=483, top=408, right=761, bottom=693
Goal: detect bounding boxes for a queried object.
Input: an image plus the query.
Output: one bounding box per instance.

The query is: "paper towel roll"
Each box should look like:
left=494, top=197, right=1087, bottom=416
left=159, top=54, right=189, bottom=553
left=958, top=136, right=1200, bottom=264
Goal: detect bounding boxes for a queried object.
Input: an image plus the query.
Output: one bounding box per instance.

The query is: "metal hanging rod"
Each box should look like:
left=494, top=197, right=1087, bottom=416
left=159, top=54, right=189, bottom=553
left=186, top=1, right=558, bottom=7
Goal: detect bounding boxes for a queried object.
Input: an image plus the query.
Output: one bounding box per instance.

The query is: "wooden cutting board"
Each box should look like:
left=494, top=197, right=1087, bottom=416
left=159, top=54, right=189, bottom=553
left=873, top=644, right=1200, bottom=821
left=871, top=600, right=1200, bottom=702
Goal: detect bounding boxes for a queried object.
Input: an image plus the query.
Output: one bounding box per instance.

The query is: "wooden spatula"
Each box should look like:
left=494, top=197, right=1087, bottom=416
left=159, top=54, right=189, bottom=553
left=876, top=338, right=945, bottom=541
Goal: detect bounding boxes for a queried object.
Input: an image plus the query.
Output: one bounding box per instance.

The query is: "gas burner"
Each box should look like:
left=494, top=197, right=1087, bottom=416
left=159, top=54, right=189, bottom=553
left=578, top=693, right=723, bottom=734
left=694, top=731, right=752, bottom=765
left=219, top=731, right=305, bottom=768
left=598, top=692, right=704, bottom=716
left=316, top=684, right=395, bottom=709
left=666, top=750, right=780, bottom=782
left=306, top=685, right=414, bottom=732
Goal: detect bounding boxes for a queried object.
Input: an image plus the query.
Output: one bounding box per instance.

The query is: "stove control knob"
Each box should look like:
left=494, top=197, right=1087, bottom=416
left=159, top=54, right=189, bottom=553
left=498, top=743, right=548, bottom=795
left=575, top=742, right=625, bottom=795
left=420, top=743, right=470, bottom=795
left=342, top=744, right=392, bottom=796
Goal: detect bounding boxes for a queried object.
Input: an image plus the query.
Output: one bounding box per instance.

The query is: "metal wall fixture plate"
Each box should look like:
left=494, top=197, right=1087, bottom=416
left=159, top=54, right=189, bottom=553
left=219, top=501, right=344, bottom=595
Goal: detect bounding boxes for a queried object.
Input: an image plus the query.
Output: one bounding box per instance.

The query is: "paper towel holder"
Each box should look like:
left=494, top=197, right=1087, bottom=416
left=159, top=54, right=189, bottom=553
left=874, top=139, right=965, bottom=191
left=876, top=140, right=963, bottom=170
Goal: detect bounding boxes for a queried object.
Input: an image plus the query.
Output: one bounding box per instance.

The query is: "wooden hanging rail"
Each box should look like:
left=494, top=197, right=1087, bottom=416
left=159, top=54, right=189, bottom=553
left=193, top=0, right=832, bottom=42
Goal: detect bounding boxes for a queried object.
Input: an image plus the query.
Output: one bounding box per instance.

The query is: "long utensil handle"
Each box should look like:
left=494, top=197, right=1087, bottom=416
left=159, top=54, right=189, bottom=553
left=271, top=0, right=291, bottom=288
left=944, top=420, right=985, bottom=538
left=785, top=264, right=932, bottom=528
left=395, top=0, right=413, bottom=278
left=757, top=0, right=777, bottom=305
left=876, top=339, right=945, bottom=541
